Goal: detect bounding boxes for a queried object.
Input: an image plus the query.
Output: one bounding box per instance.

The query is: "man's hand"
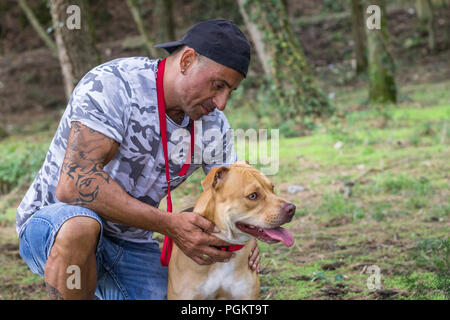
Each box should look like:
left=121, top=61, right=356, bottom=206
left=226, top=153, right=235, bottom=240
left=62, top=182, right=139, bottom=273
left=248, top=238, right=261, bottom=273
left=167, top=211, right=235, bottom=265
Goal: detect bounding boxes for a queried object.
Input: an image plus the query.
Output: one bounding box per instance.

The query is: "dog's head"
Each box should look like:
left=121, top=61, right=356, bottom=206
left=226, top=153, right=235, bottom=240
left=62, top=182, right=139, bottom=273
left=201, top=161, right=295, bottom=246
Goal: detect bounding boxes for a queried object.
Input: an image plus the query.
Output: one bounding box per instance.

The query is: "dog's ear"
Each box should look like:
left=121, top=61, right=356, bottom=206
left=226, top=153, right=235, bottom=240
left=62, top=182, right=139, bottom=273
left=201, top=166, right=230, bottom=191
left=234, top=160, right=250, bottom=165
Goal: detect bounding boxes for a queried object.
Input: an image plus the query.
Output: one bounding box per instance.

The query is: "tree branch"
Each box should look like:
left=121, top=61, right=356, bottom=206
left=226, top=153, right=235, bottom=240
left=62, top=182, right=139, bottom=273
left=17, top=0, right=58, bottom=56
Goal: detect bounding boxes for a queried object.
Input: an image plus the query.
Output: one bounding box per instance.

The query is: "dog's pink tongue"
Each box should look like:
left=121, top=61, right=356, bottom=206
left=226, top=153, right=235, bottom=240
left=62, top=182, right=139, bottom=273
left=263, top=227, right=294, bottom=247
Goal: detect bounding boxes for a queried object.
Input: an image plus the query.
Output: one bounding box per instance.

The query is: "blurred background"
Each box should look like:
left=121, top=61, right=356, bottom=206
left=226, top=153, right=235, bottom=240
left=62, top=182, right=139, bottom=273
left=0, top=0, right=449, bottom=300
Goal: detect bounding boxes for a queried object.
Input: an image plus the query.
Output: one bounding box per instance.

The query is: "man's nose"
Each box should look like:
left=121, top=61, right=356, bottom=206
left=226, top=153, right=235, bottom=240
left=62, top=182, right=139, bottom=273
left=213, top=92, right=229, bottom=111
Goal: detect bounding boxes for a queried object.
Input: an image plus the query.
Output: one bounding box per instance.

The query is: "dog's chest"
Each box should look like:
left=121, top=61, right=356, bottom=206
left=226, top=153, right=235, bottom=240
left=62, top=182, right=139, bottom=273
left=198, top=259, right=253, bottom=299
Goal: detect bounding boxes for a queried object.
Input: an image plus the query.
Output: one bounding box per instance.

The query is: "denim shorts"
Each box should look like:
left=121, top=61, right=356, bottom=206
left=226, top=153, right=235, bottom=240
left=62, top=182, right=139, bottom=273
left=19, top=202, right=168, bottom=300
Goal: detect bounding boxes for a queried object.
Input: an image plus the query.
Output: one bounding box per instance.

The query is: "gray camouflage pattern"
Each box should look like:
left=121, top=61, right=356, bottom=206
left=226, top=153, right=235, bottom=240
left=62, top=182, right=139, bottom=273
left=16, top=57, right=237, bottom=243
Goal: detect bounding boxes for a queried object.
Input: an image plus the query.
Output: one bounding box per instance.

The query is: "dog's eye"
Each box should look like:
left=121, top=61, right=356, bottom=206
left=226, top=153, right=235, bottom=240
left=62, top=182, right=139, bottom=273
left=247, top=192, right=258, bottom=200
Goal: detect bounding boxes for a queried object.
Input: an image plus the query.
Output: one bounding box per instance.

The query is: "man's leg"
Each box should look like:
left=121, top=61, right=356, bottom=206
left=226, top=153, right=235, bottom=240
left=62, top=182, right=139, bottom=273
left=44, top=216, right=101, bottom=300
left=104, top=238, right=168, bottom=300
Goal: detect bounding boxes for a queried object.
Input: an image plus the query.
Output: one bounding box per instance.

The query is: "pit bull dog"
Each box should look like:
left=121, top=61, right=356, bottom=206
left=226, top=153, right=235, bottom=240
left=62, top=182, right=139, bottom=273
left=168, top=161, right=296, bottom=299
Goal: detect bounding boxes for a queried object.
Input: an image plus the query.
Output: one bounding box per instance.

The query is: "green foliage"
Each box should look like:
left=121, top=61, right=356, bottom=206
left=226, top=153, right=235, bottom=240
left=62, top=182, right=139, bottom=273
left=194, top=0, right=242, bottom=25
left=403, top=36, right=425, bottom=49
left=316, top=192, right=364, bottom=221
left=369, top=202, right=391, bottom=221
left=409, top=238, right=450, bottom=298
left=276, top=119, right=294, bottom=137
left=400, top=272, right=446, bottom=300
left=327, top=120, right=364, bottom=145
left=370, top=174, right=434, bottom=196
left=0, top=142, right=48, bottom=194
left=321, top=0, right=346, bottom=13
left=0, top=126, right=9, bottom=140
left=412, top=239, right=449, bottom=273
left=430, top=204, right=450, bottom=219
left=241, top=0, right=334, bottom=136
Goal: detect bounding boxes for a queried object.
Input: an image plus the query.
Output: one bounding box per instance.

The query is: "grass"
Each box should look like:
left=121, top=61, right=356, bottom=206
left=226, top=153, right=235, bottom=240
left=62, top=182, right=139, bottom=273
left=0, top=78, right=449, bottom=299
left=0, top=208, right=47, bottom=299
left=173, top=81, right=450, bottom=300
left=0, top=131, right=52, bottom=196
left=236, top=81, right=448, bottom=299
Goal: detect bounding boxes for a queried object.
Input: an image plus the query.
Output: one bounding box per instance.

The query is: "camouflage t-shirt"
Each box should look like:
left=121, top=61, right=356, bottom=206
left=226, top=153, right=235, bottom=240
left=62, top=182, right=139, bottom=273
left=16, top=57, right=237, bottom=243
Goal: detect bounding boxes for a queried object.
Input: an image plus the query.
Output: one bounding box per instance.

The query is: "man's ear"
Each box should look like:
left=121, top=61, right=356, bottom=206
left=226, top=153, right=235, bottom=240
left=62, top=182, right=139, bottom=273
left=179, top=47, right=197, bottom=74
left=201, top=166, right=230, bottom=191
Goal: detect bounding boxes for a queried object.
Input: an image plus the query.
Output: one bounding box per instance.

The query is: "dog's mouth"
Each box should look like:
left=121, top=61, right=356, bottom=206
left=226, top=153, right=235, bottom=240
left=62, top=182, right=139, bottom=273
left=235, top=222, right=294, bottom=247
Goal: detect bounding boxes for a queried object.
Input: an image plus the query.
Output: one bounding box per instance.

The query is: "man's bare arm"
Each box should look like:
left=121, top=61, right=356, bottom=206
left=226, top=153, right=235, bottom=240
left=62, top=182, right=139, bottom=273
left=56, top=121, right=171, bottom=234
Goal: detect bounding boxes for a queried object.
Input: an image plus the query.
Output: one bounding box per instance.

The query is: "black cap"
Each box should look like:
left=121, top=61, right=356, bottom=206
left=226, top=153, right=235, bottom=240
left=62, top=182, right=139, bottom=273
left=155, top=19, right=251, bottom=77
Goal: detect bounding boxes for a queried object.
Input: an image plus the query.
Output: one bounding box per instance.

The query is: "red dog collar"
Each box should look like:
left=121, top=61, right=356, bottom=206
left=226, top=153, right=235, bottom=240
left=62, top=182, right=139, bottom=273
left=213, top=245, right=245, bottom=252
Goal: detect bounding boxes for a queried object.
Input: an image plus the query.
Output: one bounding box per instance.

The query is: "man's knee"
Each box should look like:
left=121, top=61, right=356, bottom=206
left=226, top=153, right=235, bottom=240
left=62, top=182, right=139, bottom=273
left=51, top=216, right=101, bottom=259
left=44, top=216, right=100, bottom=299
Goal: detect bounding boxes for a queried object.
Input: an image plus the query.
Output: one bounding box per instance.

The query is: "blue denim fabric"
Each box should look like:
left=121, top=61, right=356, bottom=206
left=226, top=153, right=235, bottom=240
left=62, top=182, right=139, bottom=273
left=19, top=202, right=168, bottom=300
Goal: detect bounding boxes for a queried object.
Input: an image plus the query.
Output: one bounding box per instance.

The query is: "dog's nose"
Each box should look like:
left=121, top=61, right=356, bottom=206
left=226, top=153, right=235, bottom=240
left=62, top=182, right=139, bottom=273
left=282, top=203, right=296, bottom=222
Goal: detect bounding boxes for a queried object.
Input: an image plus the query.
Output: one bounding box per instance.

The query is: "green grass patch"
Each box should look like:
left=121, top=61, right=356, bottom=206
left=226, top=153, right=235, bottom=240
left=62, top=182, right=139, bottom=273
left=384, top=272, right=447, bottom=300
left=0, top=140, right=49, bottom=195
left=0, top=207, right=17, bottom=226
left=315, top=192, right=364, bottom=221
left=410, top=238, right=449, bottom=284
left=368, top=174, right=434, bottom=196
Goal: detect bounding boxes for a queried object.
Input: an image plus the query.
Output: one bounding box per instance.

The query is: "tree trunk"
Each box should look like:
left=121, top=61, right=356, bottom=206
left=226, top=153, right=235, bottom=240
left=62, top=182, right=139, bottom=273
left=350, top=0, right=367, bottom=74
left=236, top=0, right=331, bottom=127
left=237, top=0, right=271, bottom=77
left=18, top=0, right=58, bottom=56
left=163, top=0, right=176, bottom=41
left=365, top=0, right=397, bottom=104
left=416, top=0, right=436, bottom=52
left=126, top=0, right=158, bottom=58
left=50, top=0, right=101, bottom=100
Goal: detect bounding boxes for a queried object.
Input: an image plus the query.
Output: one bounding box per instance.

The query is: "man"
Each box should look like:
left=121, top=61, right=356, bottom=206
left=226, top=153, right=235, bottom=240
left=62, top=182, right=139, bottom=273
left=16, top=19, right=260, bottom=300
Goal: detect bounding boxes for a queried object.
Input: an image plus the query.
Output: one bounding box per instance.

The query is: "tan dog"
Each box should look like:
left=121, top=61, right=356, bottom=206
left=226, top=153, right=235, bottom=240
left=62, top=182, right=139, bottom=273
left=168, top=161, right=296, bottom=299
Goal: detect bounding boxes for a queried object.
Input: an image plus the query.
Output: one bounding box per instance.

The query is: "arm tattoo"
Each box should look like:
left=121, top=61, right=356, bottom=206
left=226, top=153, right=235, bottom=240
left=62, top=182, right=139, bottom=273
left=60, top=122, right=117, bottom=207
left=45, top=282, right=64, bottom=300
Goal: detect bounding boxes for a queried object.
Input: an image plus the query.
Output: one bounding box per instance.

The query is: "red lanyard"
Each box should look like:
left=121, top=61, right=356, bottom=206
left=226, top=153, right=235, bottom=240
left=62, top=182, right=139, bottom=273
left=156, top=58, right=194, bottom=266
